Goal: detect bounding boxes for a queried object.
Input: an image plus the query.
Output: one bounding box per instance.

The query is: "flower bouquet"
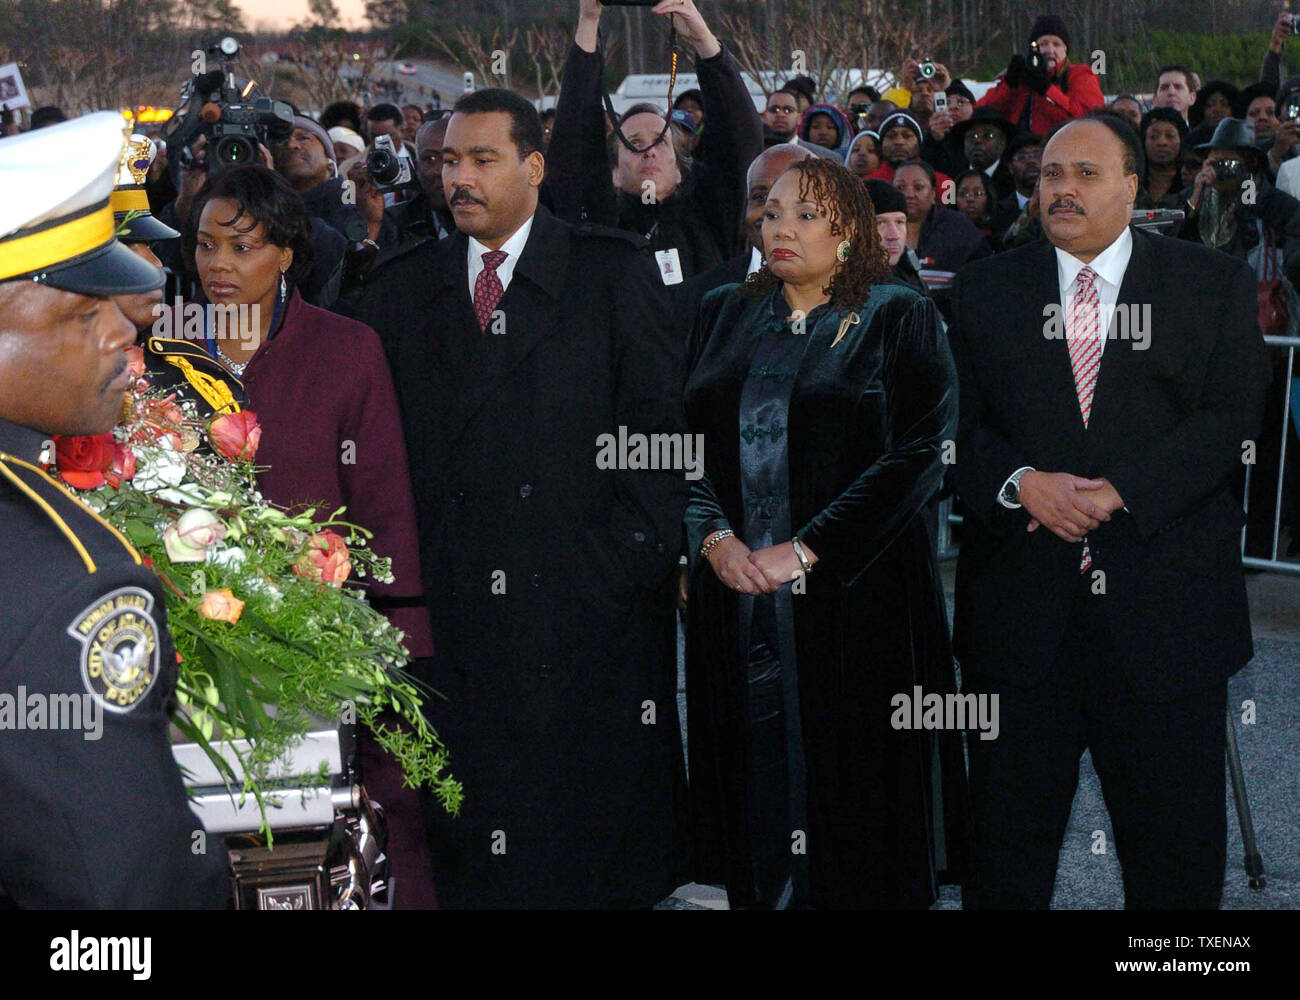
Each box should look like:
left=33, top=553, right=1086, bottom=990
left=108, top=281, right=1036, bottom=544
left=51, top=347, right=462, bottom=838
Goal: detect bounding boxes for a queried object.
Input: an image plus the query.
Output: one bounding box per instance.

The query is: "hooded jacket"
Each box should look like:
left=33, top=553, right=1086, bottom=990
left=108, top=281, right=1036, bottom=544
left=798, top=102, right=852, bottom=158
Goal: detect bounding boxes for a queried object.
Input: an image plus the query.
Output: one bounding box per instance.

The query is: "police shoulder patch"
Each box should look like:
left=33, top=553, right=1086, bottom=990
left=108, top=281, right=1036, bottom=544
left=66, top=586, right=161, bottom=713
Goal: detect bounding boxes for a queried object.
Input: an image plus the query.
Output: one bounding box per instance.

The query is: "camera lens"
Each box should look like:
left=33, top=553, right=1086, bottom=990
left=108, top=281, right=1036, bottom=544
left=367, top=148, right=400, bottom=186
left=214, top=135, right=255, bottom=166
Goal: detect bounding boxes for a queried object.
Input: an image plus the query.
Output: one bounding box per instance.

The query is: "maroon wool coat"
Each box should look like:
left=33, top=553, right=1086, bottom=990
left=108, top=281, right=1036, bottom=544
left=242, top=289, right=432, bottom=657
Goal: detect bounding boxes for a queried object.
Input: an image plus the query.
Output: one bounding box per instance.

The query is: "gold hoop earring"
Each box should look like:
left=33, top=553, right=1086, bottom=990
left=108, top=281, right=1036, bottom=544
left=836, top=240, right=851, bottom=263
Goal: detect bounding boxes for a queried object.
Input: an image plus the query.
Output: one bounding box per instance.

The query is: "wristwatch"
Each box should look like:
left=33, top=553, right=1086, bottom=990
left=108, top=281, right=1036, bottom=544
left=999, top=466, right=1032, bottom=509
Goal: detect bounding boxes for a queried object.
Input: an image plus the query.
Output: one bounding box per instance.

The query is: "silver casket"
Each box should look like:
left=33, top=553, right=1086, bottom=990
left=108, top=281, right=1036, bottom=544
left=172, top=719, right=392, bottom=910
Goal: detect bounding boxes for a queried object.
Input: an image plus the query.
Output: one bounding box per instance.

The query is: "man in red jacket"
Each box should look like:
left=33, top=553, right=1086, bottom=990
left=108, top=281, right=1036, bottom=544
left=976, top=15, right=1104, bottom=137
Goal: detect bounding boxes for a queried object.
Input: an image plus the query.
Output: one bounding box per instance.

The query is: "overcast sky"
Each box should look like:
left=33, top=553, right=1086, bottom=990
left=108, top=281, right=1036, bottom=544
left=234, top=0, right=369, bottom=32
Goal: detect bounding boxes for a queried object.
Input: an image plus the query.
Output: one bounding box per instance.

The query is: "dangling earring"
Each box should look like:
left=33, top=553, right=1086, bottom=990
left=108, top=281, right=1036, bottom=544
left=279, top=270, right=287, bottom=302
left=836, top=240, right=851, bottom=263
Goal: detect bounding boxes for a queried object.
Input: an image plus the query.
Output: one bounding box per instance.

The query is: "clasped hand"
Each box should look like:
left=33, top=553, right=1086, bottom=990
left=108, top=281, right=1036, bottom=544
left=706, top=536, right=812, bottom=594
left=1020, top=471, right=1125, bottom=543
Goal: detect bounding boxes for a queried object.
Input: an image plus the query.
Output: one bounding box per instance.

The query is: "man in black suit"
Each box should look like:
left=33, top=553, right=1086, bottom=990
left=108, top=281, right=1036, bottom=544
left=348, top=88, right=691, bottom=908
left=991, top=131, right=1043, bottom=238
left=949, top=111, right=1271, bottom=909
left=952, top=108, right=1017, bottom=201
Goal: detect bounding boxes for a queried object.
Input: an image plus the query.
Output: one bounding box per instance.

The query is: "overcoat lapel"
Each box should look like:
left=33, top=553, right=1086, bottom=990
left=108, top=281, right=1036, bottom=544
left=446, top=206, right=569, bottom=445
left=1087, top=226, right=1152, bottom=442
left=1024, top=238, right=1088, bottom=446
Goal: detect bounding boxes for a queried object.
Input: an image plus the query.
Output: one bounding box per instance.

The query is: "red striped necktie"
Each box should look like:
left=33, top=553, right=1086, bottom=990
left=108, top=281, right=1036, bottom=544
left=1066, top=264, right=1101, bottom=572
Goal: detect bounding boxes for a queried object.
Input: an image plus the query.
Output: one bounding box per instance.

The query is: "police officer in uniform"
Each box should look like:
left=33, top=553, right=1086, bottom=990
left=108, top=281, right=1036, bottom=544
left=0, top=112, right=230, bottom=907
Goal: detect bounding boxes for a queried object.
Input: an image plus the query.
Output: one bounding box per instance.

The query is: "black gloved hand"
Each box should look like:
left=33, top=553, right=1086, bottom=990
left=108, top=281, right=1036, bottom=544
left=1024, top=58, right=1050, bottom=94
left=1005, top=54, right=1027, bottom=89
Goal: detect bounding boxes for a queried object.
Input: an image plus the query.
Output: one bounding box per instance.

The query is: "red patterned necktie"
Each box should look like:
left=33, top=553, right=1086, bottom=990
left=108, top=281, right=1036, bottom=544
left=473, top=249, right=508, bottom=332
left=1066, top=265, right=1101, bottom=573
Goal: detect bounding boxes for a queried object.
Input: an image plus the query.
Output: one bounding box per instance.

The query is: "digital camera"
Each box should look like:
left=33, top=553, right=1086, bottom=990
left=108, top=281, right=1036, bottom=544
left=366, top=134, right=414, bottom=191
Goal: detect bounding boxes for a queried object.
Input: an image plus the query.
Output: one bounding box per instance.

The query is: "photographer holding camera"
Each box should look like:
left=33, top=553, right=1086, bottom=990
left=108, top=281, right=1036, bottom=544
left=975, top=15, right=1103, bottom=137
left=1183, top=118, right=1300, bottom=285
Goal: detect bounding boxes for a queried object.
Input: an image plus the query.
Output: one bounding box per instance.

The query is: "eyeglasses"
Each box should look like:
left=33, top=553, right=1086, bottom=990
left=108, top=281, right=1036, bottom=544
left=767, top=105, right=798, bottom=115
left=958, top=190, right=987, bottom=200
left=967, top=128, right=1001, bottom=142
left=1011, top=150, right=1042, bottom=163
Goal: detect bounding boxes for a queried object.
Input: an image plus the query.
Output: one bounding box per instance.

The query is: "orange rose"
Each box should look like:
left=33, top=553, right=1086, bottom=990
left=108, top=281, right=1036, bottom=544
left=54, top=433, right=116, bottom=490
left=197, top=588, right=245, bottom=623
left=294, top=530, right=352, bottom=587
left=209, top=411, right=261, bottom=462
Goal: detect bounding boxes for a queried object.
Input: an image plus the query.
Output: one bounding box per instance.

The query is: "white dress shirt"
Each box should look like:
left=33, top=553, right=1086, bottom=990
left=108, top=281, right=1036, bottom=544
left=747, top=245, right=763, bottom=276
left=467, top=213, right=534, bottom=301
left=1054, top=224, right=1133, bottom=360
left=998, top=226, right=1135, bottom=508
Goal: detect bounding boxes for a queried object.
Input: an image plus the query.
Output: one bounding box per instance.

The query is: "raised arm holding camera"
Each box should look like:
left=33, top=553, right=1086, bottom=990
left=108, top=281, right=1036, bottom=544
left=544, top=0, right=762, bottom=284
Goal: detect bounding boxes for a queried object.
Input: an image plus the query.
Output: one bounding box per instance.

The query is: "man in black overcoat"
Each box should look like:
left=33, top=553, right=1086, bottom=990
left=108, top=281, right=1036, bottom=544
left=347, top=88, right=691, bottom=908
left=948, top=112, right=1271, bottom=909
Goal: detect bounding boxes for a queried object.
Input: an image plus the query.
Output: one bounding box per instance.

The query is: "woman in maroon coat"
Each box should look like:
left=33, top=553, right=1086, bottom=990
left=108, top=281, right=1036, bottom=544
left=175, top=164, right=438, bottom=905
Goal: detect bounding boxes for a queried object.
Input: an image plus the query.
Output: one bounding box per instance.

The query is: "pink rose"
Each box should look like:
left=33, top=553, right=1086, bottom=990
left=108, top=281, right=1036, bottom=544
left=124, top=345, right=146, bottom=377
left=163, top=508, right=226, bottom=563
left=294, top=529, right=352, bottom=587
left=209, top=410, right=261, bottom=462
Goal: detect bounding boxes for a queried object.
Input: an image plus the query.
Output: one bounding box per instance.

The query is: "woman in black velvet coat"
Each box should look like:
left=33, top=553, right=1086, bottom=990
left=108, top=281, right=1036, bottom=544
left=683, top=157, right=970, bottom=909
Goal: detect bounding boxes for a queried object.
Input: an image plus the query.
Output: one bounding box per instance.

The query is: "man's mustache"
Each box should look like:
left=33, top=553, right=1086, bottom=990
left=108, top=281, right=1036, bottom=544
left=1048, top=199, right=1086, bottom=215
left=450, top=190, right=486, bottom=207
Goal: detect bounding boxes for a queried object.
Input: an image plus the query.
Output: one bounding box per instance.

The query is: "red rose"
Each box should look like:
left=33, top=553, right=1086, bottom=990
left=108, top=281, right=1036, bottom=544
left=209, top=410, right=261, bottom=462
left=54, top=433, right=116, bottom=490
left=103, top=443, right=136, bottom=489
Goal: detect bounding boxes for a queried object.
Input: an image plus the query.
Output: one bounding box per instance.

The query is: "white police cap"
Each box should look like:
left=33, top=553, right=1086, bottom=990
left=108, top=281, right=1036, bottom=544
left=0, top=111, right=164, bottom=294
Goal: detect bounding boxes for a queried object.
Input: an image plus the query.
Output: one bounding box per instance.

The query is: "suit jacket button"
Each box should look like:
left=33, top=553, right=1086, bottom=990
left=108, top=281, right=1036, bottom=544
left=519, top=483, right=533, bottom=498
left=538, top=663, right=552, bottom=678
left=531, top=572, right=542, bottom=587
left=633, top=530, right=646, bottom=543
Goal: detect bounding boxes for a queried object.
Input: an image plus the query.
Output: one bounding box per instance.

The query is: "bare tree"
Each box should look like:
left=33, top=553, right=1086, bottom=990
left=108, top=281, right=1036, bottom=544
left=424, top=24, right=519, bottom=91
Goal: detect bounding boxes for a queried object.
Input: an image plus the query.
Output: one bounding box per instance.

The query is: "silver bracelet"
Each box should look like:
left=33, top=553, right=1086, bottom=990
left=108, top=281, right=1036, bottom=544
left=699, top=529, right=734, bottom=559
left=791, top=536, right=813, bottom=574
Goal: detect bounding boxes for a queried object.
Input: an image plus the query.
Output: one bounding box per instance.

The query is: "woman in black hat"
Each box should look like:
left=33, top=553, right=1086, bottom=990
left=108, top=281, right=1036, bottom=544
left=974, top=14, right=1104, bottom=136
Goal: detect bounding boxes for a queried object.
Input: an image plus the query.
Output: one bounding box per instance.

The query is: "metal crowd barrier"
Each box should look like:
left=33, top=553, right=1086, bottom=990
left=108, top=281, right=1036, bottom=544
left=1241, top=334, right=1300, bottom=575
left=936, top=334, right=1300, bottom=575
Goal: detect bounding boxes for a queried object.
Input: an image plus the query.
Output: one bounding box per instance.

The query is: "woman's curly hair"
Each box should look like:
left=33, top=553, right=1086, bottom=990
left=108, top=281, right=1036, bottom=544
left=742, top=157, right=890, bottom=307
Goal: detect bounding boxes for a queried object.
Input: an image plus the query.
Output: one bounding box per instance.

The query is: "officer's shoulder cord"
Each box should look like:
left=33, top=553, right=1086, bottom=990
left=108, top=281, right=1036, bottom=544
left=163, top=355, right=241, bottom=416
